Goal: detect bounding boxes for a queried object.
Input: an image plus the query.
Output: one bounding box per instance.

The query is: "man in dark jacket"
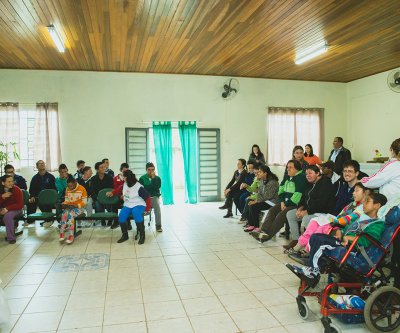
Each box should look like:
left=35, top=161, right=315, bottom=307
left=91, top=161, right=114, bottom=226
left=284, top=165, right=335, bottom=249
left=4, top=164, right=27, bottom=190
left=27, top=160, right=56, bottom=215
left=328, top=137, right=352, bottom=175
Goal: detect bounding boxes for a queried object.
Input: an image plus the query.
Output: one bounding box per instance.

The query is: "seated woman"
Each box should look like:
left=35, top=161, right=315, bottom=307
left=248, top=144, right=265, bottom=165
left=361, top=137, right=400, bottom=201
left=59, top=175, right=87, bottom=244
left=251, top=160, right=307, bottom=242
left=288, top=192, right=387, bottom=287
left=244, top=165, right=279, bottom=232
left=219, top=159, right=247, bottom=218
left=107, top=170, right=151, bottom=244
left=303, top=144, right=322, bottom=166
left=0, top=175, right=23, bottom=244
left=290, top=182, right=369, bottom=254
left=284, top=165, right=336, bottom=251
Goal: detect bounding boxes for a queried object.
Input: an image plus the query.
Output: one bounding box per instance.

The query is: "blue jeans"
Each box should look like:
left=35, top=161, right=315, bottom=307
left=119, top=205, right=145, bottom=224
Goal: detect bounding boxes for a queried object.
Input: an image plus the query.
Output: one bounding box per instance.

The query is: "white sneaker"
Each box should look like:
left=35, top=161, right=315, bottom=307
left=43, top=221, right=53, bottom=228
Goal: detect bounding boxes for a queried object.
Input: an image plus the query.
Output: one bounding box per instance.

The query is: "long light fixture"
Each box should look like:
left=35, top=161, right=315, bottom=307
left=47, top=25, right=65, bottom=53
left=295, top=42, right=328, bottom=65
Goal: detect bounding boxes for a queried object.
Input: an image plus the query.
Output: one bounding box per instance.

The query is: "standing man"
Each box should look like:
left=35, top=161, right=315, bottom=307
left=139, top=162, right=162, bottom=232
left=328, top=137, right=352, bottom=175
left=4, top=164, right=27, bottom=190
left=27, top=160, right=56, bottom=215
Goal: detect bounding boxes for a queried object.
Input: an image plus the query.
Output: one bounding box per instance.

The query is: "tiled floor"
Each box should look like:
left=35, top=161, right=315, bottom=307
left=0, top=202, right=371, bottom=332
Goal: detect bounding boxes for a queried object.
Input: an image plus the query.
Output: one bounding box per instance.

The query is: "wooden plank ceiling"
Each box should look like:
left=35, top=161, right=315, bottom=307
left=0, top=0, right=399, bottom=82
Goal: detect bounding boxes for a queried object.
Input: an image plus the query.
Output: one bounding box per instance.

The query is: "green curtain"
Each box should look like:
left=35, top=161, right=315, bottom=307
left=178, top=121, right=198, bottom=204
left=153, top=121, right=174, bottom=205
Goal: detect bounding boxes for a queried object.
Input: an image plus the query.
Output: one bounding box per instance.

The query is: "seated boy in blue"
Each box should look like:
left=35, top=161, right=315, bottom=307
left=288, top=192, right=387, bottom=287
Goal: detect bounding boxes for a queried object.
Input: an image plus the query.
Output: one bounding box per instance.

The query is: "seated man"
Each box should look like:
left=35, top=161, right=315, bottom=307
left=239, top=163, right=260, bottom=223
left=55, top=164, right=68, bottom=202
left=235, top=161, right=256, bottom=214
left=91, top=162, right=114, bottom=226
left=102, top=158, right=115, bottom=178
left=114, top=163, right=129, bottom=190
left=74, top=160, right=85, bottom=180
left=4, top=164, right=27, bottom=190
left=77, top=166, right=93, bottom=218
left=320, top=160, right=340, bottom=190
left=284, top=165, right=336, bottom=250
left=139, top=162, right=162, bottom=232
left=288, top=192, right=387, bottom=287
left=333, top=160, right=360, bottom=215
left=27, top=160, right=56, bottom=216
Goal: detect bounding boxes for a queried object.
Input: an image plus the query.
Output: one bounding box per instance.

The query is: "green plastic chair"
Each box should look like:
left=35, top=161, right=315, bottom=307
left=26, top=189, right=58, bottom=221
left=89, top=188, right=119, bottom=220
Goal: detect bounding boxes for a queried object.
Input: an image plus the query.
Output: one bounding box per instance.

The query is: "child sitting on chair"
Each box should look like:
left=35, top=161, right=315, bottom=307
left=289, top=182, right=370, bottom=253
left=288, top=192, right=387, bottom=287
left=59, top=175, right=87, bottom=244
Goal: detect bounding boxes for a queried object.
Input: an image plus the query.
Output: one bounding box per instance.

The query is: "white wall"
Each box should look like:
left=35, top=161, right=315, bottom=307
left=346, top=69, right=400, bottom=162
left=0, top=69, right=346, bottom=190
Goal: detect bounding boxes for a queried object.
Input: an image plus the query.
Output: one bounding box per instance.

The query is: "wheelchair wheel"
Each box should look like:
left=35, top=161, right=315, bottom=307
left=298, top=301, right=309, bottom=320
left=364, top=286, right=400, bottom=333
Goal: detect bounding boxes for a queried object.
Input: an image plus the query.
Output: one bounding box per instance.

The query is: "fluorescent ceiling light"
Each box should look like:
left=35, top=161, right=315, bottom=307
left=295, top=42, right=328, bottom=65
left=47, top=25, right=65, bottom=53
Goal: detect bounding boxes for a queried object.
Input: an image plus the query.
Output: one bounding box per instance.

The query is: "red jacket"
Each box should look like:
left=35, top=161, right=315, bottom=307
left=0, top=185, right=24, bottom=211
left=113, top=174, right=124, bottom=190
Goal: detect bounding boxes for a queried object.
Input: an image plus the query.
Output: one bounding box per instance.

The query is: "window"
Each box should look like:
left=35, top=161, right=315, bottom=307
left=198, top=129, right=221, bottom=202
left=125, top=128, right=149, bottom=176
left=19, top=108, right=36, bottom=168
left=0, top=102, right=61, bottom=170
left=267, top=107, right=323, bottom=165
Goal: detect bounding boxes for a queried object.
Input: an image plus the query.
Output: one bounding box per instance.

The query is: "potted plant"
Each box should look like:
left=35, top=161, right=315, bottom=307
left=0, top=141, right=20, bottom=176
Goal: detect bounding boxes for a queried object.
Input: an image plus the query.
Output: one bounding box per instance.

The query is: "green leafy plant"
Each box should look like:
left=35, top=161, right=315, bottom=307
left=0, top=141, right=20, bottom=176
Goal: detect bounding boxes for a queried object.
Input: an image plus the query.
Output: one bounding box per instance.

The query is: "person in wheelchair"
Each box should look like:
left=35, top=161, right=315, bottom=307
left=288, top=192, right=387, bottom=287
left=288, top=182, right=370, bottom=254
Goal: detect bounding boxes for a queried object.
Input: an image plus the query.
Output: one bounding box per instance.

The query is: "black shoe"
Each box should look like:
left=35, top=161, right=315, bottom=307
left=138, top=222, right=145, bottom=245
left=223, top=212, right=233, bottom=218
left=101, top=221, right=106, bottom=226
left=117, top=223, right=129, bottom=243
left=156, top=226, right=163, bottom=232
left=110, top=221, right=119, bottom=229
left=219, top=205, right=227, bottom=210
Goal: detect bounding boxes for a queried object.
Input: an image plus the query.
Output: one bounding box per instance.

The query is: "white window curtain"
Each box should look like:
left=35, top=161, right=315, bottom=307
left=34, top=103, right=61, bottom=171
left=267, top=107, right=323, bottom=165
left=0, top=102, right=20, bottom=169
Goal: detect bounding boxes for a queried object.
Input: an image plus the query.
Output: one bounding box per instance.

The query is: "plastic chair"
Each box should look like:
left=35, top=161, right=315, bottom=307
left=26, top=189, right=58, bottom=222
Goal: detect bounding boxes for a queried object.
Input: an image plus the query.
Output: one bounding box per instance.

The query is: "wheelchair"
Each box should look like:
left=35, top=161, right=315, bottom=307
left=287, top=206, right=400, bottom=333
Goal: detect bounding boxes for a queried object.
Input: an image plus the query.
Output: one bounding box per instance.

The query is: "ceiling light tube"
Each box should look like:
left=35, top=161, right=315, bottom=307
left=295, top=44, right=328, bottom=65
left=47, top=25, right=65, bottom=53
